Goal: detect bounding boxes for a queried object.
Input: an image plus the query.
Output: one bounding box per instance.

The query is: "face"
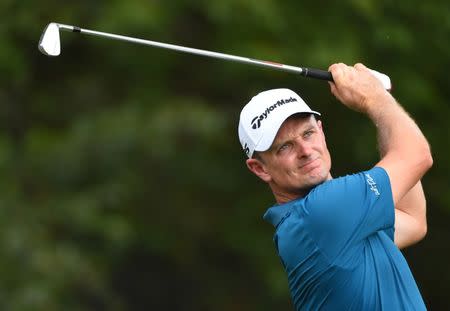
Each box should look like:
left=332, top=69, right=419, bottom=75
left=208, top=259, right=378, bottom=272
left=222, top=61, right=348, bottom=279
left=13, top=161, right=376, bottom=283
left=247, top=114, right=331, bottom=203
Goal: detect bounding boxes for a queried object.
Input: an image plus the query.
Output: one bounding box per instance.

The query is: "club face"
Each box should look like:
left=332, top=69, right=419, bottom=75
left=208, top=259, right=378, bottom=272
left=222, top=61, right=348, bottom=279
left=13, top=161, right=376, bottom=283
left=38, top=23, right=61, bottom=56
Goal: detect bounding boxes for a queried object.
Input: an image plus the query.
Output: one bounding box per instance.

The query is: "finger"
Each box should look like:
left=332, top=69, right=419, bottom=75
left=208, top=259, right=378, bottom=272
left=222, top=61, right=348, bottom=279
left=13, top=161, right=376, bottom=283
left=329, top=64, right=345, bottom=81
left=328, top=81, right=339, bottom=99
left=328, top=81, right=335, bottom=92
left=329, top=62, right=346, bottom=71
left=354, top=63, right=369, bottom=72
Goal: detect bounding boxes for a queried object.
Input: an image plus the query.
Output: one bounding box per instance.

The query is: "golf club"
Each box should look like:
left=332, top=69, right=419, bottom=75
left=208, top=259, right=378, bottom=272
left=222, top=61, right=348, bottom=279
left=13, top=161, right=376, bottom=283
left=38, top=22, right=391, bottom=90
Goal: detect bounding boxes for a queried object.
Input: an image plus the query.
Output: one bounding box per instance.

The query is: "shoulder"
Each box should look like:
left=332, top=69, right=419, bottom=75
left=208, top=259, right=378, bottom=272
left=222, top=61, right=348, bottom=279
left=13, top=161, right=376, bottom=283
left=300, top=167, right=394, bottom=260
left=304, top=167, right=392, bottom=217
left=309, top=167, right=390, bottom=199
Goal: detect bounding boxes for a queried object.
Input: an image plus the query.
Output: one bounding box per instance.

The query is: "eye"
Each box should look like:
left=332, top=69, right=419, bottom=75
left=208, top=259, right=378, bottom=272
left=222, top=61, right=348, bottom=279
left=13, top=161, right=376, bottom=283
left=304, top=129, right=315, bottom=138
left=278, top=143, right=291, bottom=153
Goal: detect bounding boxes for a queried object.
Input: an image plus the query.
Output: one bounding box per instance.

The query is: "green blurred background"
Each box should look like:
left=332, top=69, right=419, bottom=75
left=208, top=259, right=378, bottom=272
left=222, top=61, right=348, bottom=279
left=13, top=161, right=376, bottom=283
left=1, top=0, right=449, bottom=310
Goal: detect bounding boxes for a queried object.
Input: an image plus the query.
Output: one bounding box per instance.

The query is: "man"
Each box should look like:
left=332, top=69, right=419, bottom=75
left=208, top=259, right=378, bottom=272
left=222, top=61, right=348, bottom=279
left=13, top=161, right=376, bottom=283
left=238, top=63, right=432, bottom=310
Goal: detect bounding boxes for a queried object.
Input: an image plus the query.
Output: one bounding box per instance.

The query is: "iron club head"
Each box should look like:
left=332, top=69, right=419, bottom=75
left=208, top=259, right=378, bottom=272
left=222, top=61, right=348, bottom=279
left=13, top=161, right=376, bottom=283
left=38, top=23, right=61, bottom=56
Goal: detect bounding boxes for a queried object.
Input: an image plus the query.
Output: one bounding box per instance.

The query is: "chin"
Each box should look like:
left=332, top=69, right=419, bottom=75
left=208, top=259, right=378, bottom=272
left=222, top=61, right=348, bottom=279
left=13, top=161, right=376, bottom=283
left=304, top=171, right=329, bottom=188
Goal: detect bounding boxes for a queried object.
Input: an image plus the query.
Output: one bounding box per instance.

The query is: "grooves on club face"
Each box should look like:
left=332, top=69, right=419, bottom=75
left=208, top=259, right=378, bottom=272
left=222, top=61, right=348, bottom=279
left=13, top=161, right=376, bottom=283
left=38, top=23, right=61, bottom=56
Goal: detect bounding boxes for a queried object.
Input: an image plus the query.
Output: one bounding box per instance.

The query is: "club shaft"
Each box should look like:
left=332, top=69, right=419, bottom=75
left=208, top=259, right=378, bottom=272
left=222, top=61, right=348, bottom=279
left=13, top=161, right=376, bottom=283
left=43, top=23, right=391, bottom=89
left=57, top=23, right=319, bottom=76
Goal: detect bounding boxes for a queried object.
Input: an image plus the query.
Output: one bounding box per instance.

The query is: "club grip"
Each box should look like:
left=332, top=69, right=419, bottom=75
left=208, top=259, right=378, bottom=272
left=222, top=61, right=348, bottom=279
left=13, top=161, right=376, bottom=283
left=301, top=68, right=333, bottom=81
left=302, top=67, right=392, bottom=90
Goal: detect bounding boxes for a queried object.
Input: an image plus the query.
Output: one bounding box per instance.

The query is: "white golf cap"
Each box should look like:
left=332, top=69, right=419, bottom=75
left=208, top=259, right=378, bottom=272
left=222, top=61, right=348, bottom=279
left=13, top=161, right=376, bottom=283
left=238, top=88, right=320, bottom=158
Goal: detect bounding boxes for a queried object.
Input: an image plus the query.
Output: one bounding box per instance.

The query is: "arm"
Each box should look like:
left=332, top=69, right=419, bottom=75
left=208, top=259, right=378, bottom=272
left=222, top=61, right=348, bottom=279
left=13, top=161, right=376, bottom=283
left=370, top=78, right=429, bottom=248
left=328, top=63, right=432, bottom=245
left=394, top=181, right=427, bottom=249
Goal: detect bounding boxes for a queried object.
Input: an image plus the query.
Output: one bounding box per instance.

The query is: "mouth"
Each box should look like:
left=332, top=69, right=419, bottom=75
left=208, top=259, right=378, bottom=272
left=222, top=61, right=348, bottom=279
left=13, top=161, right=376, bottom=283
left=299, top=158, right=320, bottom=172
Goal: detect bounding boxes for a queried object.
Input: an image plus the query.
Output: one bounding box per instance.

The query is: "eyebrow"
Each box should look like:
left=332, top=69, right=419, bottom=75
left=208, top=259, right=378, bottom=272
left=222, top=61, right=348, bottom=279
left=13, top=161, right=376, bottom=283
left=271, top=124, right=316, bottom=151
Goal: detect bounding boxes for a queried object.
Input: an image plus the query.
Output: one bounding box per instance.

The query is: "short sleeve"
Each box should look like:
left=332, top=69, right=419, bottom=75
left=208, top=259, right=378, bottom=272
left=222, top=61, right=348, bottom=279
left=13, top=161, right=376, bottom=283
left=303, top=167, right=395, bottom=260
left=383, top=227, right=395, bottom=241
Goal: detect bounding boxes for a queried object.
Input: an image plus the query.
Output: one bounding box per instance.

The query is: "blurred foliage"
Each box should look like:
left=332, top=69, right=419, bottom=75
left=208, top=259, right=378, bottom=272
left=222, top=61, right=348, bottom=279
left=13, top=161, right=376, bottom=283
left=1, top=0, right=449, bottom=310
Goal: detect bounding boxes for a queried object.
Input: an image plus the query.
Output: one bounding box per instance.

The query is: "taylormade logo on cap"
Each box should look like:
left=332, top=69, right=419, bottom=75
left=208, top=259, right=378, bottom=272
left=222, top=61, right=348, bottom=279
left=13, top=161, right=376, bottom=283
left=250, top=97, right=298, bottom=129
left=238, top=88, right=320, bottom=158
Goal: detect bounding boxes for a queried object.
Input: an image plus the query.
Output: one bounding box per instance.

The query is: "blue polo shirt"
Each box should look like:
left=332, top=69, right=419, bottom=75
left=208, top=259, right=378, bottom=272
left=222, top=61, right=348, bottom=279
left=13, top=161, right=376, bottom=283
left=263, top=167, right=426, bottom=310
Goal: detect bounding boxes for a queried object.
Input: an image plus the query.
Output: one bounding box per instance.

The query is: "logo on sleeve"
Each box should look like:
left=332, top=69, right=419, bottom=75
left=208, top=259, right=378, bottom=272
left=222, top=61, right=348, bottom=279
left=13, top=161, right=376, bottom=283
left=365, top=173, right=380, bottom=196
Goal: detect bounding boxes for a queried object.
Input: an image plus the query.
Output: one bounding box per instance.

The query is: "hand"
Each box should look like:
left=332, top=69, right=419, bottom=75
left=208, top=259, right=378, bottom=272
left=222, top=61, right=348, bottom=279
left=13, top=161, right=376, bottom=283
left=328, top=63, right=389, bottom=114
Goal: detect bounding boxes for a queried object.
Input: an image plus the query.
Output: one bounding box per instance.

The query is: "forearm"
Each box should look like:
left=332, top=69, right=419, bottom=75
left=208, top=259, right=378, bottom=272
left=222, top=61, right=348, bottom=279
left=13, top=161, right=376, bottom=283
left=329, top=63, right=431, bottom=170
left=329, top=63, right=432, bottom=204
left=394, top=181, right=427, bottom=249
left=372, top=99, right=429, bottom=247
left=366, top=92, right=432, bottom=204
left=395, top=181, right=426, bottom=217
left=365, top=92, right=430, bottom=161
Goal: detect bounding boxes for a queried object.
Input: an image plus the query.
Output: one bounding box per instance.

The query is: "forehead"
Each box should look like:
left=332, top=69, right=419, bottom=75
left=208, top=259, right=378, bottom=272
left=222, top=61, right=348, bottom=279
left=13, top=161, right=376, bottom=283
left=273, top=114, right=316, bottom=142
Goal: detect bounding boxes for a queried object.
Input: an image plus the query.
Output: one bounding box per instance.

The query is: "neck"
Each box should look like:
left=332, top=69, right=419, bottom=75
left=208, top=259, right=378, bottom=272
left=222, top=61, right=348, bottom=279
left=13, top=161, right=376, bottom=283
left=273, top=189, right=308, bottom=204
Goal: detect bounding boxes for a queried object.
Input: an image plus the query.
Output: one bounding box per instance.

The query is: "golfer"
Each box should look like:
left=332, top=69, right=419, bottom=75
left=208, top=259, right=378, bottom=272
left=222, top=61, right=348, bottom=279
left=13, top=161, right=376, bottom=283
left=238, top=63, right=432, bottom=310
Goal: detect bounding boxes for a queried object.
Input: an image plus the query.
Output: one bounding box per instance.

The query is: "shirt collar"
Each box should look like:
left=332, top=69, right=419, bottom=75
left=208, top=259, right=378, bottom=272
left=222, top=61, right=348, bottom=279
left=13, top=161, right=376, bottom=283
left=263, top=198, right=302, bottom=227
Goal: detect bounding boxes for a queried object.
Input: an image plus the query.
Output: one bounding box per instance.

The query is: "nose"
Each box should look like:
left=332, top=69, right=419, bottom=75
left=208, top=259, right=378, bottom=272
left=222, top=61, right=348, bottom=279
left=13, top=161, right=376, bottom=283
left=295, top=139, right=313, bottom=159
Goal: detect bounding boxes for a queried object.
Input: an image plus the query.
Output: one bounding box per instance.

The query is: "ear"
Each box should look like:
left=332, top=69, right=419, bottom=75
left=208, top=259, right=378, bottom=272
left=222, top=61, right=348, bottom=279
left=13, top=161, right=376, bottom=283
left=317, top=119, right=328, bottom=146
left=246, top=158, right=272, bottom=183
left=317, top=119, right=323, bottom=131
